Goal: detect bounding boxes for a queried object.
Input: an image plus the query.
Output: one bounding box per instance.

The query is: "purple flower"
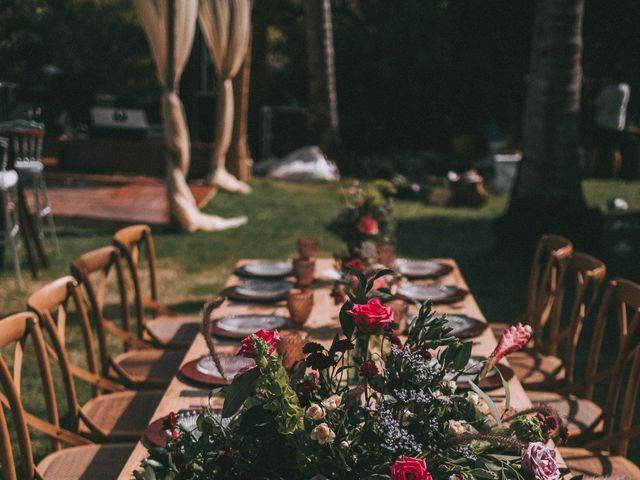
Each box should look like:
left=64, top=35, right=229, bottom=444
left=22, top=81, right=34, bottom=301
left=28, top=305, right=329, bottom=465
left=521, top=442, right=560, bottom=480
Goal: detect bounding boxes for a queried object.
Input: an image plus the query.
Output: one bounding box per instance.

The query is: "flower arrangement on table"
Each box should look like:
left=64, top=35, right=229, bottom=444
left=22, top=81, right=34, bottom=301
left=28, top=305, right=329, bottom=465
left=138, top=269, right=570, bottom=480
left=326, top=180, right=397, bottom=268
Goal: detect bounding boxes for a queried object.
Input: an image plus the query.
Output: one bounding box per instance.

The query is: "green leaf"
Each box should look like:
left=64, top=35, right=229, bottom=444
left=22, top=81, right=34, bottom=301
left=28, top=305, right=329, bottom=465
left=453, top=341, right=473, bottom=370
left=221, top=366, right=260, bottom=418
left=339, top=301, right=355, bottom=338
left=468, top=379, right=502, bottom=427
left=495, top=367, right=511, bottom=413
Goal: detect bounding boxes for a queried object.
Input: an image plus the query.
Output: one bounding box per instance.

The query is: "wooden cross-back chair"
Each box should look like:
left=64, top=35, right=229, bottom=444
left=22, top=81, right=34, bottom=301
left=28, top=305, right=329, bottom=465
left=27, top=276, right=164, bottom=442
left=559, top=342, right=640, bottom=478
left=0, top=312, right=132, bottom=480
left=491, top=234, right=573, bottom=342
left=528, top=278, right=640, bottom=441
left=113, top=224, right=200, bottom=348
left=509, top=252, right=606, bottom=389
left=71, top=246, right=184, bottom=389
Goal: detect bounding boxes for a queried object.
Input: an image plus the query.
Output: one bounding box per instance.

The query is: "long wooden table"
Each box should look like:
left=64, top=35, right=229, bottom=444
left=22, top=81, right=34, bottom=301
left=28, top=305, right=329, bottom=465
left=117, top=258, right=542, bottom=478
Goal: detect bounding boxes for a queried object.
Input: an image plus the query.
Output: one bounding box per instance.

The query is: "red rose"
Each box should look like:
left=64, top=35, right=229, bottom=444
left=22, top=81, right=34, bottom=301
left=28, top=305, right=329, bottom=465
left=359, top=360, right=379, bottom=378
left=357, top=216, right=379, bottom=236
left=345, top=258, right=366, bottom=271
left=239, top=329, right=280, bottom=358
left=347, top=297, right=394, bottom=334
left=391, top=456, right=433, bottom=480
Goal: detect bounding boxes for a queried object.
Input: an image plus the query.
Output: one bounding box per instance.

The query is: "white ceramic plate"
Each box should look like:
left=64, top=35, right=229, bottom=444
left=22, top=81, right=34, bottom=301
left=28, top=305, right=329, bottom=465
left=318, top=268, right=343, bottom=281
left=244, top=261, right=292, bottom=277
left=215, top=314, right=289, bottom=335
left=235, top=281, right=293, bottom=299
left=196, top=355, right=255, bottom=377
left=395, top=258, right=445, bottom=277
left=397, top=283, right=461, bottom=302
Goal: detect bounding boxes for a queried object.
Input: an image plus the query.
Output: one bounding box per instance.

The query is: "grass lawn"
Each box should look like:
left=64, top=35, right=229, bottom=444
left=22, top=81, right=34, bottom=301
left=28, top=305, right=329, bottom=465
left=1, top=177, right=639, bottom=466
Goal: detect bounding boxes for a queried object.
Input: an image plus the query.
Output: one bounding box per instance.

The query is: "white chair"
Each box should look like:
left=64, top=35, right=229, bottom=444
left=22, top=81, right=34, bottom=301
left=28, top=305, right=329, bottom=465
left=0, top=137, right=23, bottom=289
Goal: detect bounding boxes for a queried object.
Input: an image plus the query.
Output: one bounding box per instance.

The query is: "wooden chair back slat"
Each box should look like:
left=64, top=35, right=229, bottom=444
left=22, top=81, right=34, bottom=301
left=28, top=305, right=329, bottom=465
left=113, top=225, right=162, bottom=337
left=615, top=343, right=640, bottom=456
left=547, top=252, right=606, bottom=383
left=0, top=312, right=95, bottom=480
left=28, top=277, right=100, bottom=399
left=526, top=234, right=573, bottom=350
left=71, top=246, right=143, bottom=379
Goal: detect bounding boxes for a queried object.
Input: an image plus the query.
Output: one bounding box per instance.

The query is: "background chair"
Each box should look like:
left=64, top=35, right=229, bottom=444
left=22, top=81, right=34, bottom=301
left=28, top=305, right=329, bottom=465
left=559, top=342, right=640, bottom=478
left=491, top=233, right=573, bottom=341
left=27, top=276, right=163, bottom=442
left=0, top=311, right=132, bottom=479
left=0, top=136, right=23, bottom=289
left=527, top=278, right=640, bottom=441
left=71, top=246, right=184, bottom=389
left=508, top=252, right=606, bottom=389
left=113, top=224, right=200, bottom=348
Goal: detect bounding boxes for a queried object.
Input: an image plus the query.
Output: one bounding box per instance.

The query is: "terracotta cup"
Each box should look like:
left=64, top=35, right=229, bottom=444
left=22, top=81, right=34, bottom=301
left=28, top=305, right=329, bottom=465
left=293, top=257, right=316, bottom=288
left=297, top=238, right=319, bottom=260
left=287, top=288, right=314, bottom=326
left=377, top=243, right=397, bottom=268
left=277, top=330, right=309, bottom=372
left=387, top=298, right=409, bottom=334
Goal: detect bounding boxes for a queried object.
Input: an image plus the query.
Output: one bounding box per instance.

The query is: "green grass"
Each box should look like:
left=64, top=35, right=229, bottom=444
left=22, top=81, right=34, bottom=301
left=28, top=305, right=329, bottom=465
left=0, top=177, right=639, bottom=468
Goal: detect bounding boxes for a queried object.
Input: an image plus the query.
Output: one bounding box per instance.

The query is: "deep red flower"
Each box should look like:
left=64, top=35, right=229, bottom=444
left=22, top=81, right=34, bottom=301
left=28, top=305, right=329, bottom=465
left=391, top=456, right=433, bottom=480
left=347, top=297, right=394, bottom=334
left=359, top=360, right=379, bottom=378
left=239, top=329, right=280, bottom=358
left=357, top=216, right=379, bottom=236
left=297, top=372, right=319, bottom=393
left=330, top=285, right=348, bottom=305
left=330, top=338, right=355, bottom=353
left=305, top=352, right=333, bottom=370
left=345, top=258, right=366, bottom=271
left=162, top=411, right=178, bottom=430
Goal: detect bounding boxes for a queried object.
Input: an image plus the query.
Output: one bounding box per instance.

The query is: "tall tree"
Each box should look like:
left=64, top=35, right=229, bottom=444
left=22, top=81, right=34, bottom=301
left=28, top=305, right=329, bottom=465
left=304, top=0, right=341, bottom=157
left=496, top=0, right=599, bottom=252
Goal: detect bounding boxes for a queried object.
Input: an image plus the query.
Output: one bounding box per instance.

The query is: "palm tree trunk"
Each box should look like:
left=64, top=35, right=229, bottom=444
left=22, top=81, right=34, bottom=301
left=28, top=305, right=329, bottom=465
left=496, top=0, right=601, bottom=253
left=304, top=0, right=341, bottom=158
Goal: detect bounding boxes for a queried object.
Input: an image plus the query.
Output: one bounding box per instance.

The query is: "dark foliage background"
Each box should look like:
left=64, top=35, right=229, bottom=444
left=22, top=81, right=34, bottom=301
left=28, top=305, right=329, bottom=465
left=1, top=0, right=639, bottom=155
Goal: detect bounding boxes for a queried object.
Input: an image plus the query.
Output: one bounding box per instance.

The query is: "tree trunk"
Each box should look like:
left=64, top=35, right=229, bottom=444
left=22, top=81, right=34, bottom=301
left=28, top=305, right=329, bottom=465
left=304, top=0, right=341, bottom=158
left=228, top=30, right=252, bottom=180
left=496, top=0, right=601, bottom=254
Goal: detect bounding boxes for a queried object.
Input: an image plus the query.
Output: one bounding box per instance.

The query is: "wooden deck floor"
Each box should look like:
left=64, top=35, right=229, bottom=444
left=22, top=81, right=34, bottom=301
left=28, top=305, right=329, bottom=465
left=41, top=172, right=217, bottom=229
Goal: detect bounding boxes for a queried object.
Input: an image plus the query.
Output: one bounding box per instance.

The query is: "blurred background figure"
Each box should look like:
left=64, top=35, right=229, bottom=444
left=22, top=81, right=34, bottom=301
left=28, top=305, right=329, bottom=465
left=590, top=67, right=630, bottom=177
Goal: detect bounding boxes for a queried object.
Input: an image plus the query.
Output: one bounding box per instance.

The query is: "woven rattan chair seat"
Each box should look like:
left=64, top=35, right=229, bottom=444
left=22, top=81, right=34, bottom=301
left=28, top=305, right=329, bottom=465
left=80, top=390, right=163, bottom=441
left=559, top=447, right=640, bottom=479
left=528, top=390, right=604, bottom=439
left=37, top=443, right=133, bottom=479
left=111, top=349, right=184, bottom=387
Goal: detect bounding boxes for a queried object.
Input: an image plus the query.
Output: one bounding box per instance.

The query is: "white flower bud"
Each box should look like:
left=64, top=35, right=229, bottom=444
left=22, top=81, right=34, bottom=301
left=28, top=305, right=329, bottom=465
left=310, top=423, right=336, bottom=445
left=321, top=394, right=342, bottom=411
left=305, top=403, right=326, bottom=421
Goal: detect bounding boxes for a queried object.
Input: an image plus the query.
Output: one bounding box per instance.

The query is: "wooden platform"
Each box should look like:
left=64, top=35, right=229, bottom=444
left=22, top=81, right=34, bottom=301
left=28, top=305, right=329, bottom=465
left=41, top=172, right=217, bottom=229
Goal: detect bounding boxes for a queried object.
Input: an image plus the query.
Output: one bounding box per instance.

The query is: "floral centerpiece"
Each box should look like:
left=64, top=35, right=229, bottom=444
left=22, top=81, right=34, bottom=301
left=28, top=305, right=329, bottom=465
left=325, top=180, right=397, bottom=268
left=137, top=270, right=570, bottom=480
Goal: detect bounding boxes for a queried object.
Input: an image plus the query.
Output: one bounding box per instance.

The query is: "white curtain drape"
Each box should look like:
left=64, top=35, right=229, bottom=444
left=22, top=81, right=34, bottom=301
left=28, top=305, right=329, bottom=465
left=199, top=0, right=252, bottom=193
left=135, top=0, right=247, bottom=231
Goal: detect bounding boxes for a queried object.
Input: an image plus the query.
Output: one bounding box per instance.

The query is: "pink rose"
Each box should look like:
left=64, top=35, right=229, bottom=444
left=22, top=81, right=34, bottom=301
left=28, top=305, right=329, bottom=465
left=357, top=216, right=379, bottom=236
left=391, top=456, right=433, bottom=480
left=492, top=323, right=532, bottom=363
left=347, top=297, right=394, bottom=334
left=239, top=329, right=280, bottom=358
left=521, top=442, right=560, bottom=480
